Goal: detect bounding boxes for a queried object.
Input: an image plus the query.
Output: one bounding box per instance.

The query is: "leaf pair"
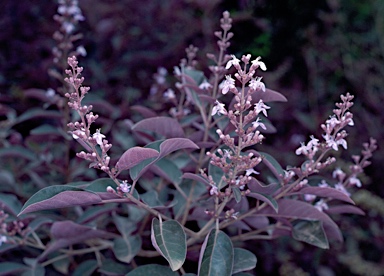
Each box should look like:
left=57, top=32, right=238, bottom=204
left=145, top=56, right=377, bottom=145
left=150, top=218, right=257, bottom=275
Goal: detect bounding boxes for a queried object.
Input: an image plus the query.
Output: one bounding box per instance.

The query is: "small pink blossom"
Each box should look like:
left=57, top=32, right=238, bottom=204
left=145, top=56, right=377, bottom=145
left=93, top=129, right=106, bottom=146
left=225, top=55, right=240, bottom=69
left=304, top=194, right=316, bottom=202
left=332, top=168, right=346, bottom=180
left=349, top=175, right=362, bottom=188
left=252, top=117, right=266, bottom=130
left=318, top=180, right=329, bottom=188
left=295, top=142, right=309, bottom=156
left=314, top=199, right=329, bottom=212
left=251, top=56, right=267, bottom=71
left=335, top=183, right=350, bottom=196
left=221, top=75, right=236, bottom=94
left=210, top=185, right=218, bottom=196
left=199, top=80, right=212, bottom=90
left=254, top=99, right=270, bottom=117
left=119, top=180, right=131, bottom=193
left=249, top=77, right=266, bottom=92
left=212, top=100, right=227, bottom=116
left=163, top=89, right=176, bottom=100
left=245, top=168, right=259, bottom=176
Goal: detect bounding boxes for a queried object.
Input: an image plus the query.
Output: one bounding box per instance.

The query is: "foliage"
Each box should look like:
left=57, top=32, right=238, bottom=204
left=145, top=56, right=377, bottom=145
left=0, top=0, right=382, bottom=275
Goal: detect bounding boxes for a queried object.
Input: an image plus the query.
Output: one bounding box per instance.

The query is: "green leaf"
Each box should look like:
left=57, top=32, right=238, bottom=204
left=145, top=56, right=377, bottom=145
left=208, top=162, right=225, bottom=189
left=72, top=260, right=98, bottom=276
left=151, top=158, right=182, bottom=185
left=130, top=138, right=199, bottom=181
left=198, top=229, right=234, bottom=276
left=247, top=192, right=278, bottom=213
left=0, top=146, right=35, bottom=161
left=292, top=219, right=329, bottom=249
left=151, top=218, right=186, bottom=271
left=18, top=186, right=102, bottom=216
left=141, top=190, right=165, bottom=208
left=77, top=205, right=116, bottom=224
left=0, top=262, right=29, bottom=275
left=99, top=259, right=130, bottom=275
left=173, top=180, right=206, bottom=220
left=259, top=151, right=284, bottom=176
left=0, top=193, right=22, bottom=216
left=232, top=248, right=257, bottom=274
left=84, top=178, right=116, bottom=192
left=232, top=187, right=242, bottom=203
left=113, top=214, right=138, bottom=236
left=126, top=264, right=178, bottom=276
left=113, top=235, right=142, bottom=263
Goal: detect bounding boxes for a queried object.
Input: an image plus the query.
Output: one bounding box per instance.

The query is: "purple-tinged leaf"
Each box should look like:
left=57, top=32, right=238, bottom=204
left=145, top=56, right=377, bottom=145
left=130, top=138, right=199, bottom=180
left=259, top=199, right=343, bottom=242
left=159, top=138, right=199, bottom=158
left=198, top=229, right=234, bottom=276
left=243, top=215, right=269, bottom=230
left=182, top=173, right=210, bottom=186
left=131, top=105, right=158, bottom=118
left=253, top=88, right=288, bottom=103
left=230, top=220, right=252, bottom=231
left=40, top=221, right=116, bottom=260
left=18, top=186, right=102, bottom=216
left=248, top=177, right=279, bottom=195
left=292, top=186, right=355, bottom=204
left=151, top=218, right=186, bottom=271
left=247, top=192, right=278, bottom=213
left=326, top=205, right=365, bottom=215
left=51, top=221, right=97, bottom=240
left=116, top=147, right=159, bottom=171
left=132, top=117, right=185, bottom=138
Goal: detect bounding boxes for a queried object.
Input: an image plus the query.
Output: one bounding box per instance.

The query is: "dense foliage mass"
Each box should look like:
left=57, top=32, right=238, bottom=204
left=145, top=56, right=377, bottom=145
left=0, top=0, right=383, bottom=275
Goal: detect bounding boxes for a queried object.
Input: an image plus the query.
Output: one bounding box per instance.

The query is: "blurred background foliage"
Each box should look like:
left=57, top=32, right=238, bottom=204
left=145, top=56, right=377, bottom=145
left=0, top=0, right=383, bottom=274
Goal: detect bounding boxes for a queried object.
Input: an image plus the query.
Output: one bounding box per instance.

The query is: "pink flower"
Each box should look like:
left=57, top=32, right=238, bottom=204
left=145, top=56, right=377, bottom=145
left=221, top=75, right=236, bottom=94
left=295, top=142, right=309, bottom=155
left=252, top=117, right=266, bottom=130
left=199, top=80, right=212, bottom=90
left=210, top=185, right=218, bottom=196
left=349, top=175, right=362, bottom=188
left=335, top=183, right=350, bottom=196
left=211, top=101, right=227, bottom=116
left=119, top=180, right=131, bottom=193
left=245, top=168, right=259, bottom=176
left=315, top=199, right=329, bottom=212
left=249, top=77, right=266, bottom=92
left=251, top=56, right=267, bottom=71
left=225, top=55, right=241, bottom=69
left=254, top=99, right=270, bottom=117
left=93, top=129, right=106, bottom=146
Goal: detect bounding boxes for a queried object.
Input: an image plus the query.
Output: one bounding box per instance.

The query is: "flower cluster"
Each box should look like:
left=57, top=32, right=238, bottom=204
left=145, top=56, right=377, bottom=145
left=65, top=56, right=112, bottom=173
left=206, top=54, right=269, bottom=200
left=52, top=0, right=86, bottom=65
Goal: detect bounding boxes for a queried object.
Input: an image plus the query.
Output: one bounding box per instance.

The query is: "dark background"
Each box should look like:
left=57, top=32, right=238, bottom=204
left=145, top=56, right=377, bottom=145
left=0, top=0, right=383, bottom=274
